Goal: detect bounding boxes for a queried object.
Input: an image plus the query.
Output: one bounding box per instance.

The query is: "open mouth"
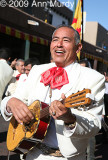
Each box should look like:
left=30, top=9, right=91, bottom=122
left=55, top=50, right=65, bottom=54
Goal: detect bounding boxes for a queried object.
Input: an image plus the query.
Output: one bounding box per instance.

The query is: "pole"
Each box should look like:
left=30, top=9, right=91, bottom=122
left=73, top=0, right=76, bottom=19
left=81, top=0, right=84, bottom=58
left=24, top=40, right=30, bottom=60
left=82, top=0, right=84, bottom=45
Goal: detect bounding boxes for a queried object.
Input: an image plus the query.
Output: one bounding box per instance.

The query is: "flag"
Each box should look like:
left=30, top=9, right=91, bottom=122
left=72, top=0, right=82, bottom=35
left=72, top=0, right=82, bottom=60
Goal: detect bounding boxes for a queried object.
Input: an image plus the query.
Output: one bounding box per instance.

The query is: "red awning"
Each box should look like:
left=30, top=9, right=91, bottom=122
left=0, top=24, right=49, bottom=46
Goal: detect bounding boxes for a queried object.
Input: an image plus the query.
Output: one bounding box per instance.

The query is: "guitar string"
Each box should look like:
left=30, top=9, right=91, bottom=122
left=40, top=107, right=49, bottom=118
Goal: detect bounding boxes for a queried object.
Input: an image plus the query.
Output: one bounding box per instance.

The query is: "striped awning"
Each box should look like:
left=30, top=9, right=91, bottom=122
left=0, top=24, right=49, bottom=46
left=84, top=53, right=108, bottom=65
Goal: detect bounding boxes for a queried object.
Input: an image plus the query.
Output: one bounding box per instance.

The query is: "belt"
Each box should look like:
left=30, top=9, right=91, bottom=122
left=36, top=143, right=63, bottom=157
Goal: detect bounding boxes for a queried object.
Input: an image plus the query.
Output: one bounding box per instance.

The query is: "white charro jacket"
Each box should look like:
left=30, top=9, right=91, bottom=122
left=5, top=70, right=21, bottom=96
left=0, top=59, right=13, bottom=109
left=1, top=62, right=105, bottom=160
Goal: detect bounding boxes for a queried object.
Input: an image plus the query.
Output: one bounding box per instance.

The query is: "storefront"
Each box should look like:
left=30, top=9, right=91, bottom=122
left=0, top=5, right=55, bottom=63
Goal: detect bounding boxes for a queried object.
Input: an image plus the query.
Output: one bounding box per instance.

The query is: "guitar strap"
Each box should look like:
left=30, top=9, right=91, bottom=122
left=6, top=151, right=10, bottom=160
left=49, top=86, right=52, bottom=106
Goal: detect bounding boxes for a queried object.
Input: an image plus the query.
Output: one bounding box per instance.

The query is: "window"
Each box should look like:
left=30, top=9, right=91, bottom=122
left=62, top=21, right=65, bottom=24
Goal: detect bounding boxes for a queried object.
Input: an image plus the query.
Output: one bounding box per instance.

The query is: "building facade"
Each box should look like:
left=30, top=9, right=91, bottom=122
left=0, top=0, right=73, bottom=64
left=84, top=22, right=108, bottom=51
left=83, top=22, right=108, bottom=72
left=0, top=5, right=55, bottom=64
left=22, top=0, right=73, bottom=26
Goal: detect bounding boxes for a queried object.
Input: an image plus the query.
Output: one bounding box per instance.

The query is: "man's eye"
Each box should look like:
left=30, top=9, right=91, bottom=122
left=64, top=39, right=70, bottom=42
left=52, top=38, right=58, bottom=41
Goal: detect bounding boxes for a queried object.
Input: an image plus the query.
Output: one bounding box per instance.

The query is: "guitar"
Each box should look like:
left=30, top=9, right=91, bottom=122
left=7, top=89, right=92, bottom=153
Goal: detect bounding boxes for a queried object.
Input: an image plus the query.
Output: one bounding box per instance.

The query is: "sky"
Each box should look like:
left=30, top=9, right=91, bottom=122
left=59, top=0, right=108, bottom=30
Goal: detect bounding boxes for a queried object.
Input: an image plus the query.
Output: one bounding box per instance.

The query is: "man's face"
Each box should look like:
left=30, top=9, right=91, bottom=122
left=24, top=64, right=32, bottom=76
left=16, top=61, right=25, bottom=74
left=50, top=27, right=82, bottom=67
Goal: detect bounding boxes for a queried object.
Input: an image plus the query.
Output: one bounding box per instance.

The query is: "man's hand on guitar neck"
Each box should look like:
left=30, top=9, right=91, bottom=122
left=49, top=93, right=76, bottom=125
left=6, top=97, right=34, bottom=124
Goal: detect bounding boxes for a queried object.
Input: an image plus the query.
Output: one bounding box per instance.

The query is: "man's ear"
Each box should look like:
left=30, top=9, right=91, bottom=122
left=76, top=43, right=82, bottom=53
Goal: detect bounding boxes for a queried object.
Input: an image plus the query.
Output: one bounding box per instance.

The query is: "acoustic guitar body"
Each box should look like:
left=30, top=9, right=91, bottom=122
left=7, top=100, right=50, bottom=152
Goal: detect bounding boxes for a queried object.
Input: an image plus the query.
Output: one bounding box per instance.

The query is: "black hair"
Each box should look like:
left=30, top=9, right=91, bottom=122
left=24, top=57, right=40, bottom=67
left=0, top=48, right=12, bottom=60
left=79, top=59, right=90, bottom=68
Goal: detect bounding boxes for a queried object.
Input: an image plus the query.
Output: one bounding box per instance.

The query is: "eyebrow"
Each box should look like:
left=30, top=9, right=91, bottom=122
left=63, top=37, right=72, bottom=40
left=52, top=36, right=72, bottom=40
left=52, top=36, right=59, bottom=39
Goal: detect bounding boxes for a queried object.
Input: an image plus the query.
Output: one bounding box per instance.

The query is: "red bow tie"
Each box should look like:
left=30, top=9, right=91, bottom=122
left=16, top=74, right=21, bottom=81
left=40, top=67, right=69, bottom=89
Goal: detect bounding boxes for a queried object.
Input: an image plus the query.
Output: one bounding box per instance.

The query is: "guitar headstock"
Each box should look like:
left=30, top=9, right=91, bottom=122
left=64, top=89, right=92, bottom=108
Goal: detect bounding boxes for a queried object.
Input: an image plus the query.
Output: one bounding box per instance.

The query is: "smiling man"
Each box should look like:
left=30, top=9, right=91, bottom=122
left=1, top=25, right=105, bottom=160
left=51, top=26, right=82, bottom=67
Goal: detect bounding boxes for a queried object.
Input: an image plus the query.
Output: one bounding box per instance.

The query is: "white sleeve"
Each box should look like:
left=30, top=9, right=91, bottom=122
left=1, top=96, right=13, bottom=121
left=63, top=73, right=105, bottom=138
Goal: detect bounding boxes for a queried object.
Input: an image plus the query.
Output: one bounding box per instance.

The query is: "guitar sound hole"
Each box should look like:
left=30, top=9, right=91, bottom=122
left=23, top=118, right=37, bottom=132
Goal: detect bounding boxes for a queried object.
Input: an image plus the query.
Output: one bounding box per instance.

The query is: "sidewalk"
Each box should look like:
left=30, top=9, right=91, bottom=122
left=0, top=116, right=20, bottom=160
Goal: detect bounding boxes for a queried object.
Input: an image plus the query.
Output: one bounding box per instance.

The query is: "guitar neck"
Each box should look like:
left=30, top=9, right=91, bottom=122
left=40, top=89, right=92, bottom=118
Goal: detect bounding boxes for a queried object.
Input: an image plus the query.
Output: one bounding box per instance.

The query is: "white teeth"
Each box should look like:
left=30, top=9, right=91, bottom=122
left=56, top=51, right=64, bottom=53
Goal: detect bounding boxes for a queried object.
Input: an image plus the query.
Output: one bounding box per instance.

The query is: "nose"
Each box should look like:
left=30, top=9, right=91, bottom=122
left=57, top=40, right=63, bottom=47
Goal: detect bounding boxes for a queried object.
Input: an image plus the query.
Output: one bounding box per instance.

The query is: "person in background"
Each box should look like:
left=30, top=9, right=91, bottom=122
left=104, top=72, right=108, bottom=118
left=15, top=57, right=40, bottom=93
left=10, top=58, right=17, bottom=69
left=5, top=59, right=25, bottom=96
left=24, top=57, right=40, bottom=76
left=0, top=48, right=13, bottom=113
left=79, top=59, right=90, bottom=68
left=102, top=72, right=108, bottom=143
left=1, top=25, right=105, bottom=160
